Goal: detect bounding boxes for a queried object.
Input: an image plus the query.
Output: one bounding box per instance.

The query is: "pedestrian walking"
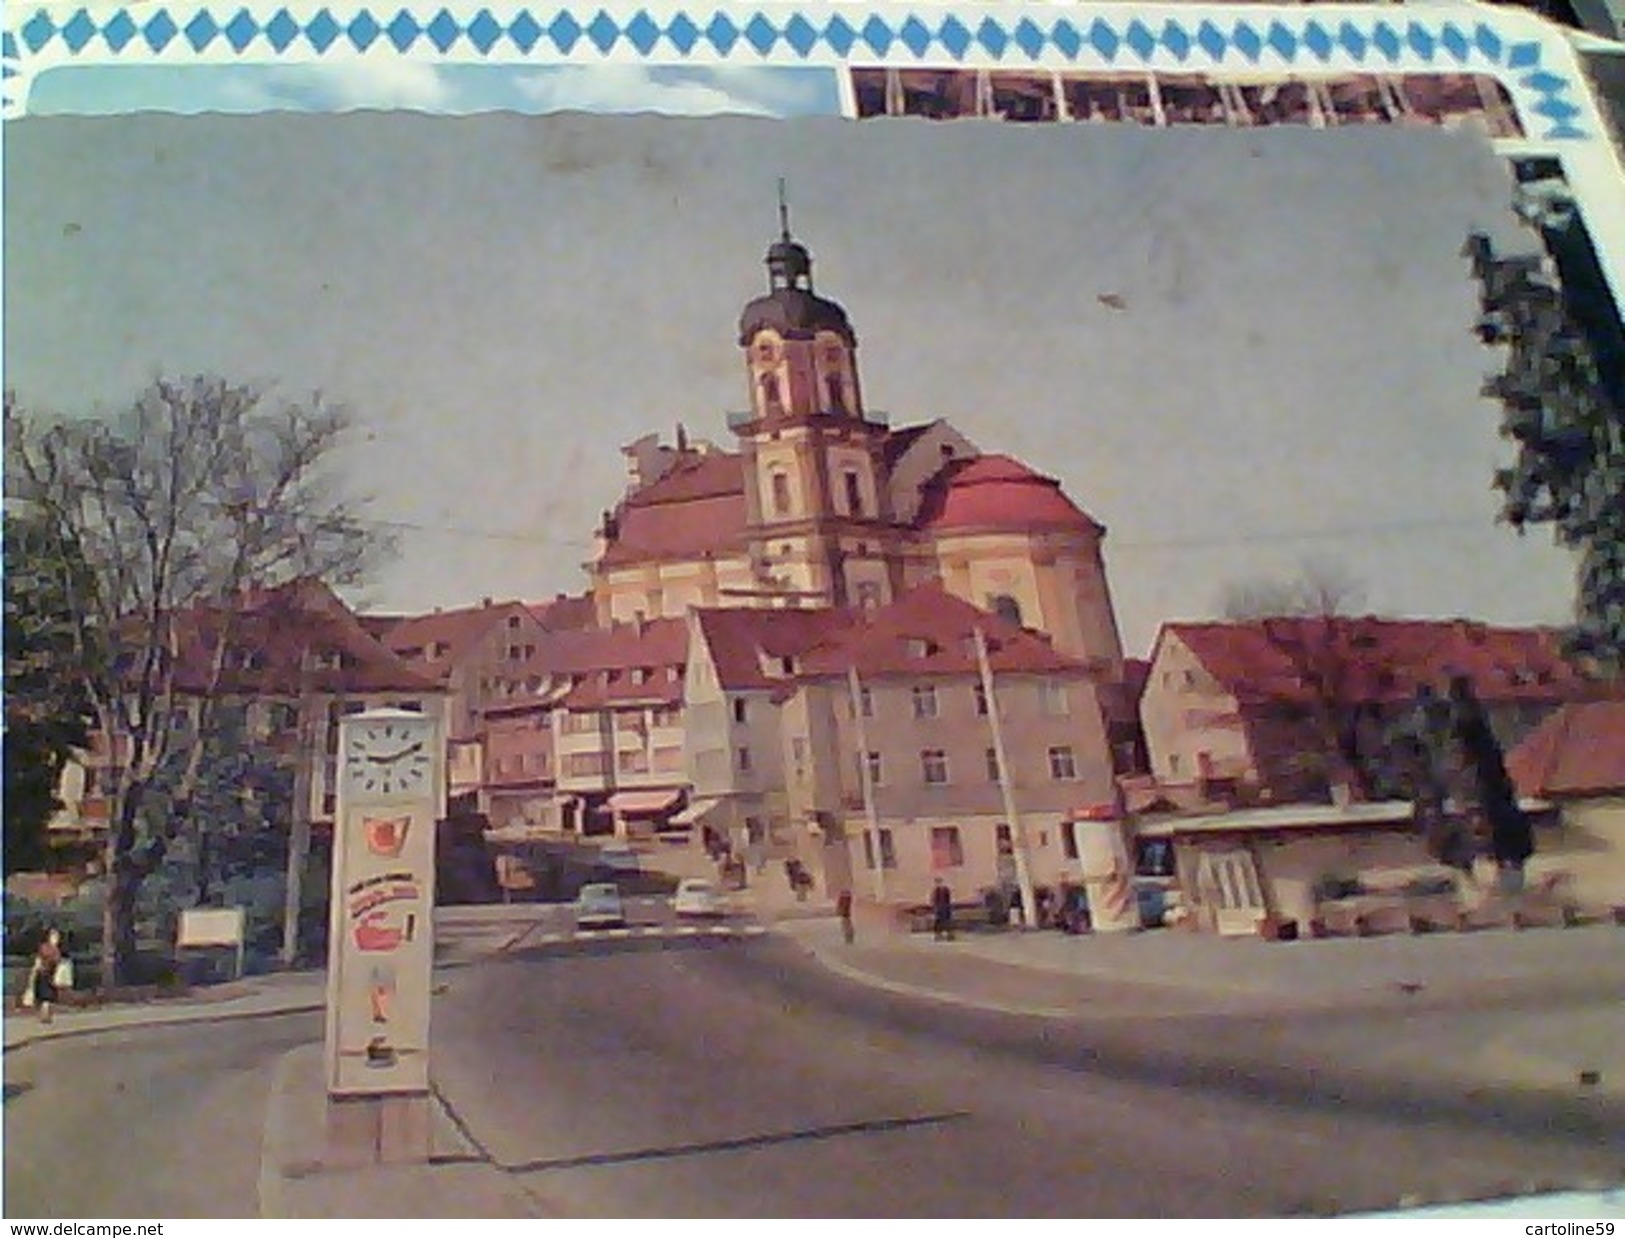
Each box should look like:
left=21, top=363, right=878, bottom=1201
left=836, top=889, right=855, bottom=944
left=931, top=878, right=955, bottom=942
left=22, top=928, right=68, bottom=1024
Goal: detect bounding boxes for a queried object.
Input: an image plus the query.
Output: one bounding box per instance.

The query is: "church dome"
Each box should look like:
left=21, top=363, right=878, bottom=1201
left=738, top=286, right=856, bottom=346
left=738, top=200, right=856, bottom=345
left=918, top=455, right=1103, bottom=535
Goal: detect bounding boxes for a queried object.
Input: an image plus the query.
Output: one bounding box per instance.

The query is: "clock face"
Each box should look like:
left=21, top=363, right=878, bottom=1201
left=343, top=718, right=434, bottom=800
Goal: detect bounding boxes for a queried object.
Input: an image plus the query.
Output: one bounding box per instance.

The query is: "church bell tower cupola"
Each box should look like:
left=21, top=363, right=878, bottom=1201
left=738, top=183, right=862, bottom=427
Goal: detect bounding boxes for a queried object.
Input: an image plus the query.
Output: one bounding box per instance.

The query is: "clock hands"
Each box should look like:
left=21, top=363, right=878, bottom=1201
left=365, top=741, right=426, bottom=766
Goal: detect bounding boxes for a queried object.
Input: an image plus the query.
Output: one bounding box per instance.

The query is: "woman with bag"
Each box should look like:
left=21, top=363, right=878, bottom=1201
left=23, top=928, right=68, bottom=1024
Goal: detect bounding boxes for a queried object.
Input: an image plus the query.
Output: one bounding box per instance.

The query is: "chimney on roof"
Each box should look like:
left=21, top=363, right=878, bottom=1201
left=482, top=596, right=493, bottom=608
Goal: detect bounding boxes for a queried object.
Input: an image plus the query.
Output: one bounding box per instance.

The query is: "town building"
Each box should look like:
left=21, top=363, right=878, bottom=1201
left=683, top=583, right=1122, bottom=903
left=1139, top=617, right=1594, bottom=805
left=1507, top=698, right=1625, bottom=912
left=51, top=578, right=447, bottom=842
left=371, top=594, right=592, bottom=811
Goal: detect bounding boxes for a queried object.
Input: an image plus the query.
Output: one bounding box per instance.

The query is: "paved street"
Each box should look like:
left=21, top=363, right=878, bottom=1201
left=3, top=1012, right=317, bottom=1217
left=424, top=933, right=1623, bottom=1217
left=5, top=909, right=1622, bottom=1218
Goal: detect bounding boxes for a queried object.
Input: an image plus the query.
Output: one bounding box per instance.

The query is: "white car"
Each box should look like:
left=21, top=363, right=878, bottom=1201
left=575, top=883, right=626, bottom=930
left=672, top=877, right=727, bottom=919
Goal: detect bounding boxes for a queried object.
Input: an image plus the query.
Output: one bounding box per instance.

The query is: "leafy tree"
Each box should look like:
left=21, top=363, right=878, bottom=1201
left=5, top=376, right=382, bottom=986
left=2, top=504, right=97, bottom=874
left=1467, top=182, right=1625, bottom=672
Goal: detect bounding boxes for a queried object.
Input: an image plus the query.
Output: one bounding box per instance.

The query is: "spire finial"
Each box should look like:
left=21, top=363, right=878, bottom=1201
left=777, top=177, right=791, bottom=242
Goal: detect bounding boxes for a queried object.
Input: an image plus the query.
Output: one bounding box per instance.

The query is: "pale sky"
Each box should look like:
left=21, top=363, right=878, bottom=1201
left=3, top=105, right=1581, bottom=655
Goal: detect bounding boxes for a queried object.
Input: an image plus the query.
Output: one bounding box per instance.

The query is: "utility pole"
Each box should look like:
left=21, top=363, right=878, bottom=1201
left=975, top=627, right=1037, bottom=930
left=846, top=666, right=887, bottom=904
left=281, top=641, right=319, bottom=969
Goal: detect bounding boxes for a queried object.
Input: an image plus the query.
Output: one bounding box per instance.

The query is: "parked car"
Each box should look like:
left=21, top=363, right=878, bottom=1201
left=575, top=883, right=626, bottom=930
left=672, top=878, right=727, bottom=919
left=599, top=844, right=641, bottom=874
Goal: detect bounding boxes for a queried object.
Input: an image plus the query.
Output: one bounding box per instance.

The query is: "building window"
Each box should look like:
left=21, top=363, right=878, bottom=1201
left=737, top=746, right=752, bottom=772
left=931, top=826, right=964, bottom=869
left=827, top=371, right=848, bottom=416
left=1062, top=824, right=1080, bottom=861
left=858, top=686, right=874, bottom=717
left=1136, top=839, right=1176, bottom=878
left=651, top=706, right=682, bottom=728
left=995, top=823, right=1013, bottom=853
left=973, top=683, right=989, bottom=716
left=760, top=373, right=783, bottom=416
left=322, top=791, right=336, bottom=817
left=619, top=750, right=649, bottom=775
left=985, top=747, right=1001, bottom=782
left=561, top=711, right=600, bottom=735
left=921, top=749, right=949, bottom=785
left=911, top=684, right=938, bottom=719
left=791, top=736, right=808, bottom=765
left=843, top=470, right=863, bottom=515
left=1048, top=746, right=1078, bottom=780
left=861, top=751, right=882, bottom=786
left=565, top=752, right=607, bottom=777
left=856, top=582, right=882, bottom=610
left=1041, top=682, right=1070, bottom=717
left=653, top=745, right=684, bottom=773
left=878, top=829, right=896, bottom=869
left=733, top=697, right=748, bottom=724
left=863, top=831, right=875, bottom=870
left=989, top=594, right=1023, bottom=626
left=1170, top=753, right=1182, bottom=775
left=770, top=471, right=792, bottom=516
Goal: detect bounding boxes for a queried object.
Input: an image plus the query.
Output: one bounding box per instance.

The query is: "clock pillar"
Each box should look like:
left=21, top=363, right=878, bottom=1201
left=324, top=707, right=443, bottom=1167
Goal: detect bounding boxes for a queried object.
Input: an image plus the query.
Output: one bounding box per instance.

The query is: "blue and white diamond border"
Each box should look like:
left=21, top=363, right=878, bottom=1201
left=0, top=2, right=1614, bottom=143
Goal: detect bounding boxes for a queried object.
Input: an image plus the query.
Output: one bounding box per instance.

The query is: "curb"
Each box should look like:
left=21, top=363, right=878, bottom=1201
left=4, top=999, right=327, bottom=1053
left=800, top=940, right=1081, bottom=1020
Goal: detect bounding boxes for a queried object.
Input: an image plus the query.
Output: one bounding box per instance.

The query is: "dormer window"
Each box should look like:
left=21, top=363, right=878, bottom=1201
left=632, top=668, right=648, bottom=686
left=780, top=656, right=796, bottom=675
left=906, top=638, right=937, bottom=659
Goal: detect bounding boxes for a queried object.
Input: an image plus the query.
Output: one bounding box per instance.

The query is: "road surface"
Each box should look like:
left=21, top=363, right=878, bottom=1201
left=6, top=902, right=1621, bottom=1217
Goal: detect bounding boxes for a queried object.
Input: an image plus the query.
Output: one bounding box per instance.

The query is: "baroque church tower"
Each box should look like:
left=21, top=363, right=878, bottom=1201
left=732, top=190, right=903, bottom=610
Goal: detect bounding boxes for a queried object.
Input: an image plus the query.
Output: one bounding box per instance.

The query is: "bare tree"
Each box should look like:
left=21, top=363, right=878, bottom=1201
left=1219, top=559, right=1367, bottom=622
left=1215, top=562, right=1389, bottom=801
left=6, top=376, right=383, bottom=987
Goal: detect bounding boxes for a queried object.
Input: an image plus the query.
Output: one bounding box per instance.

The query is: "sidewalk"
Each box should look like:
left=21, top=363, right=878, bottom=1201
left=779, top=915, right=1625, bottom=1101
left=3, top=905, right=556, bottom=1052
left=258, top=1042, right=545, bottom=1218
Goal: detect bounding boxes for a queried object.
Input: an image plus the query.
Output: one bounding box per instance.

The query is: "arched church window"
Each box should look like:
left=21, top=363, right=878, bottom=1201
left=989, top=594, right=1023, bottom=626
left=771, top=471, right=792, bottom=516
left=759, top=373, right=782, bottom=415
left=842, top=470, right=864, bottom=516
left=826, top=371, right=848, bottom=415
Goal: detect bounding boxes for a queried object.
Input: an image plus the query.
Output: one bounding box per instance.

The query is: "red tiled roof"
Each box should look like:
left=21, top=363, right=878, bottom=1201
left=375, top=600, right=538, bottom=679
left=627, top=452, right=743, bottom=505
left=598, top=452, right=749, bottom=567
left=528, top=593, right=596, bottom=631
left=600, top=493, right=748, bottom=566
left=916, top=455, right=1103, bottom=536
left=1506, top=699, right=1625, bottom=798
left=1161, top=618, right=1590, bottom=707
left=799, top=581, right=1086, bottom=679
left=167, top=578, right=441, bottom=697
left=693, top=607, right=855, bottom=691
